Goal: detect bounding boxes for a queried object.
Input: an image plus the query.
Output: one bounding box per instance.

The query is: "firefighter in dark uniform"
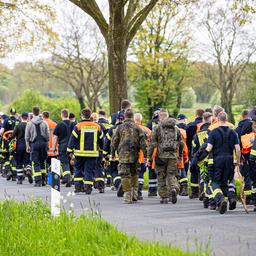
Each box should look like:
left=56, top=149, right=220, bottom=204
left=0, top=108, right=20, bottom=181
left=206, top=112, right=240, bottom=214
left=67, top=108, right=104, bottom=194
left=191, top=112, right=213, bottom=206
left=53, top=109, right=75, bottom=187
left=103, top=112, right=125, bottom=196
left=11, top=112, right=32, bottom=184
left=186, top=109, right=204, bottom=198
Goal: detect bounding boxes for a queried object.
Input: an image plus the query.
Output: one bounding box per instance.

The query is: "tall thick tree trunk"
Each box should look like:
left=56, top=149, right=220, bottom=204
left=174, top=85, right=182, bottom=117
left=77, top=96, right=85, bottom=110
left=108, top=4, right=128, bottom=114
left=221, top=93, right=235, bottom=124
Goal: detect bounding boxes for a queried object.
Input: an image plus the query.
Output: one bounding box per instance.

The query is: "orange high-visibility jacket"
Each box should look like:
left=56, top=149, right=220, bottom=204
left=178, top=128, right=188, bottom=169
left=45, top=119, right=58, bottom=157
left=138, top=124, right=151, bottom=164
left=208, top=120, right=235, bottom=131
left=241, top=132, right=255, bottom=155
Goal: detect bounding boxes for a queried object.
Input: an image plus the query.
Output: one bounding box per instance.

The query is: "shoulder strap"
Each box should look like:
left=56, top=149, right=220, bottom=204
left=34, top=123, right=42, bottom=137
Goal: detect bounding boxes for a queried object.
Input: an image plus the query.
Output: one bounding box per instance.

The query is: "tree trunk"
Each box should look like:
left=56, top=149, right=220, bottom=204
left=108, top=3, right=128, bottom=114
left=174, top=85, right=182, bottom=117
left=220, top=93, right=235, bottom=124
left=77, top=96, right=85, bottom=110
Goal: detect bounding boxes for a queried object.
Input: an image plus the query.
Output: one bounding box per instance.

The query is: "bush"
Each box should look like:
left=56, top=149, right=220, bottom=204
left=181, top=88, right=197, bottom=109
left=0, top=200, right=197, bottom=256
left=11, top=90, right=80, bottom=122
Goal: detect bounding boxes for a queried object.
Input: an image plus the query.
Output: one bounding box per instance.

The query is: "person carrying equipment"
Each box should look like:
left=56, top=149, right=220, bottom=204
left=111, top=109, right=147, bottom=204
left=25, top=107, right=49, bottom=187
left=148, top=109, right=183, bottom=204
left=11, top=112, right=32, bottom=184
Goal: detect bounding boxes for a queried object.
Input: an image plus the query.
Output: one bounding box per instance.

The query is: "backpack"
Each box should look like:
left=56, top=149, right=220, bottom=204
left=159, top=124, right=177, bottom=152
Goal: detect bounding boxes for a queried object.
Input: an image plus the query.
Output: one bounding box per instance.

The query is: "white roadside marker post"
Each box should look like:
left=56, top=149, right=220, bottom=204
left=51, top=158, right=61, bottom=217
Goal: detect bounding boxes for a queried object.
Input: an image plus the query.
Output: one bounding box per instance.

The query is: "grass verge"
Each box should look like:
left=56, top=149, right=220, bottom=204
left=0, top=199, right=203, bottom=256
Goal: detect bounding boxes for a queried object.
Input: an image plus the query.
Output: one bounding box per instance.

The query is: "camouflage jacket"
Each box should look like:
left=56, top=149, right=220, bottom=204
left=111, top=119, right=147, bottom=164
left=148, top=118, right=184, bottom=159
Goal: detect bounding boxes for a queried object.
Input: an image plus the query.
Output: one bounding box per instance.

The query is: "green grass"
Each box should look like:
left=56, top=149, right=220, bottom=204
left=0, top=200, right=202, bottom=256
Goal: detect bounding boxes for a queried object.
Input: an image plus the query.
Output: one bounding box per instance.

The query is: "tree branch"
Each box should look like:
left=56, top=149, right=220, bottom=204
left=126, top=0, right=159, bottom=46
left=69, top=0, right=109, bottom=41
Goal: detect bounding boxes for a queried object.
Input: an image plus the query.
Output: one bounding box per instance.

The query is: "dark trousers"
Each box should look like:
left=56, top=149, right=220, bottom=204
left=148, top=166, right=157, bottom=194
left=109, top=161, right=121, bottom=189
left=58, top=150, right=71, bottom=178
left=31, top=142, right=47, bottom=183
left=209, top=155, right=235, bottom=204
left=74, top=157, right=97, bottom=190
left=16, top=140, right=30, bottom=179
left=190, top=164, right=200, bottom=195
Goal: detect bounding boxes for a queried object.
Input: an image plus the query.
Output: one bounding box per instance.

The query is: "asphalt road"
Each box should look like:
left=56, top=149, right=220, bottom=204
left=0, top=178, right=256, bottom=256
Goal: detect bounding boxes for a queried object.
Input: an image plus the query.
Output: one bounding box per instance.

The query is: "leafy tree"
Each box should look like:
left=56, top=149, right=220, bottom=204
left=129, top=1, right=192, bottom=118
left=69, top=0, right=183, bottom=113
left=0, top=0, right=57, bottom=57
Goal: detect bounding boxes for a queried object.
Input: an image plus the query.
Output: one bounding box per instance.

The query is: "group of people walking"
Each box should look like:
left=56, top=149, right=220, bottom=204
left=0, top=100, right=256, bottom=214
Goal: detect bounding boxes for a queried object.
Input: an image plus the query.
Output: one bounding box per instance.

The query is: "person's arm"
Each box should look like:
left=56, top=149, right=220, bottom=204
left=139, top=128, right=147, bottom=159
left=25, top=123, right=31, bottom=153
left=67, top=125, right=78, bottom=155
left=177, top=128, right=184, bottom=160
left=11, top=125, right=18, bottom=139
left=148, top=127, right=158, bottom=160
left=110, top=127, right=120, bottom=159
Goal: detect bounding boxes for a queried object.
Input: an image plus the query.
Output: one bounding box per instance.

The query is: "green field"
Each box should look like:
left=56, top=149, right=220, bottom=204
left=0, top=200, right=205, bottom=256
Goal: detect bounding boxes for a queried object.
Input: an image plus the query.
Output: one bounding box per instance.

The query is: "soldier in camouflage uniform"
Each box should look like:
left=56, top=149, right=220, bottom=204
left=148, top=109, right=183, bottom=204
left=111, top=109, right=147, bottom=204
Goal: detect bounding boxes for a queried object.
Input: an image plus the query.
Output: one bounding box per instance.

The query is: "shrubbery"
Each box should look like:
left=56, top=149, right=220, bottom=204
left=11, top=90, right=80, bottom=121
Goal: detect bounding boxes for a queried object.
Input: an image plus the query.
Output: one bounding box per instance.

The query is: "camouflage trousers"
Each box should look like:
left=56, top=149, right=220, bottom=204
left=155, top=157, right=179, bottom=198
left=118, top=163, right=138, bottom=203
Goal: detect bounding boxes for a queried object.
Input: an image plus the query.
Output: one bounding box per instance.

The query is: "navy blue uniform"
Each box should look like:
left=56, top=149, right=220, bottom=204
left=236, top=119, right=251, bottom=138
left=208, top=126, right=239, bottom=205
left=186, top=117, right=203, bottom=159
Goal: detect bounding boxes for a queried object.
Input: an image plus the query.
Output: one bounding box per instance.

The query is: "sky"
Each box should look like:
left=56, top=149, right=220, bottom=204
left=0, top=0, right=255, bottom=68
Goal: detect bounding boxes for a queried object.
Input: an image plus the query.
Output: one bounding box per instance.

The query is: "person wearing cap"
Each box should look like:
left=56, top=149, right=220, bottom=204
left=147, top=109, right=160, bottom=131
left=186, top=109, right=204, bottom=161
left=191, top=112, right=213, bottom=206
left=11, top=112, right=32, bottom=184
left=206, top=112, right=240, bottom=214
left=103, top=111, right=125, bottom=195
left=177, top=114, right=187, bottom=130
left=0, top=108, right=20, bottom=181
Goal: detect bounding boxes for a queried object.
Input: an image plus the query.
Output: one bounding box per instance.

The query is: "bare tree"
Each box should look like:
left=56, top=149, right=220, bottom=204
left=38, top=9, right=108, bottom=111
left=200, top=1, right=256, bottom=123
